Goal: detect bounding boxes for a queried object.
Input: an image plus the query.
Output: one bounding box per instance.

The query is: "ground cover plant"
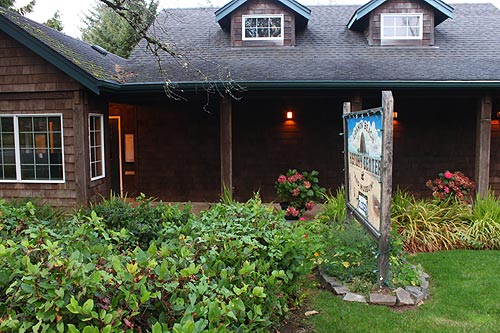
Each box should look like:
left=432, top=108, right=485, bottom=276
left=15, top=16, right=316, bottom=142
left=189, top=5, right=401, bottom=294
left=0, top=195, right=317, bottom=332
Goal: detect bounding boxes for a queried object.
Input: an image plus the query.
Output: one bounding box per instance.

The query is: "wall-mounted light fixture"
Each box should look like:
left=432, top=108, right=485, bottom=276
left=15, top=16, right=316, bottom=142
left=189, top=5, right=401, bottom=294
left=497, top=111, right=500, bottom=119
left=392, top=111, right=398, bottom=120
left=286, top=111, right=294, bottom=120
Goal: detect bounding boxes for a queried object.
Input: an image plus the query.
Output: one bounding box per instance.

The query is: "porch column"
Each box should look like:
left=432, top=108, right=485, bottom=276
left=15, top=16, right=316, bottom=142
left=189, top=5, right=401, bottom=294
left=220, top=94, right=233, bottom=197
left=475, top=94, right=492, bottom=198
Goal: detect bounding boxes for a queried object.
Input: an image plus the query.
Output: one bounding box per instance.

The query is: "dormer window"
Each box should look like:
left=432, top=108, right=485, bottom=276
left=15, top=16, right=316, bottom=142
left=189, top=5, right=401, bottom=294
left=242, top=14, right=284, bottom=40
left=381, top=14, right=423, bottom=40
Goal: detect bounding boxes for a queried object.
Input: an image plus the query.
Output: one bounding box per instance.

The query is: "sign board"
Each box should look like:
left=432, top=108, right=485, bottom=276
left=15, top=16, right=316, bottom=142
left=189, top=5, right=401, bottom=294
left=343, top=91, right=394, bottom=285
left=345, top=111, right=383, bottom=236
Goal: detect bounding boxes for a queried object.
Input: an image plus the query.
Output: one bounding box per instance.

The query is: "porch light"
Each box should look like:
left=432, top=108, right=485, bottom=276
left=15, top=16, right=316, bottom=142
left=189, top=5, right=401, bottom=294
left=286, top=111, right=294, bottom=120
left=392, top=111, right=398, bottom=119
left=497, top=111, right=500, bottom=119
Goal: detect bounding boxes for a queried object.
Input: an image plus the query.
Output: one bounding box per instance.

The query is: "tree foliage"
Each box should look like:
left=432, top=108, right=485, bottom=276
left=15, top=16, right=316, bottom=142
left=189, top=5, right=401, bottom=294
left=81, top=0, right=158, bottom=58
left=44, top=10, right=63, bottom=31
left=0, top=0, right=35, bottom=15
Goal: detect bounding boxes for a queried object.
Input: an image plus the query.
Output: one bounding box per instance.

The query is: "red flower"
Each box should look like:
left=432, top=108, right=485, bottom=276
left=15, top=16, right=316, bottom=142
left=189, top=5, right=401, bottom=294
left=444, top=171, right=453, bottom=179
left=303, top=181, right=311, bottom=189
left=277, top=175, right=287, bottom=183
left=305, top=200, right=315, bottom=211
left=292, top=188, right=300, bottom=197
left=286, top=206, right=300, bottom=217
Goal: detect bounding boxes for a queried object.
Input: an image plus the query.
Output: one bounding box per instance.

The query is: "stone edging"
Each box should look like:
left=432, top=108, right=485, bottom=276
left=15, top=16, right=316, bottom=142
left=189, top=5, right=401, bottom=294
left=318, top=270, right=430, bottom=306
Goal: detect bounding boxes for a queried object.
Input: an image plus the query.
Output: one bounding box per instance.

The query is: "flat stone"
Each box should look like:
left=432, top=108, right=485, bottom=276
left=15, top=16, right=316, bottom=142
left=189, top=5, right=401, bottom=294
left=369, top=293, right=397, bottom=306
left=319, top=272, right=343, bottom=292
left=333, top=286, right=350, bottom=295
left=405, top=286, right=424, bottom=304
left=423, top=272, right=430, bottom=281
left=420, top=279, right=429, bottom=299
left=343, top=292, right=367, bottom=303
left=395, top=287, right=414, bottom=306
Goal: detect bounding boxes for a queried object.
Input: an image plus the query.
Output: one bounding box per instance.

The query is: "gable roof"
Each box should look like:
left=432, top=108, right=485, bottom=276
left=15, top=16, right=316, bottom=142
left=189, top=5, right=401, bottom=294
left=348, top=0, right=454, bottom=31
left=0, top=6, right=127, bottom=94
left=126, top=3, right=500, bottom=90
left=215, top=0, right=311, bottom=30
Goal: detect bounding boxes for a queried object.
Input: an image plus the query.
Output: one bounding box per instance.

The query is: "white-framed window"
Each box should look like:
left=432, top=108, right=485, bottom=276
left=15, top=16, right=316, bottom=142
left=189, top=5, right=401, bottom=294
left=89, top=114, right=105, bottom=181
left=242, top=14, right=284, bottom=40
left=381, top=13, right=423, bottom=40
left=0, top=114, right=64, bottom=183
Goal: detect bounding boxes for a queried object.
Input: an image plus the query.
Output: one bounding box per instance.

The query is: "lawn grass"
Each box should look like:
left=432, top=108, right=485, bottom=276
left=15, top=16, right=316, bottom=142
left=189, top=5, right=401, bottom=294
left=307, top=250, right=500, bottom=333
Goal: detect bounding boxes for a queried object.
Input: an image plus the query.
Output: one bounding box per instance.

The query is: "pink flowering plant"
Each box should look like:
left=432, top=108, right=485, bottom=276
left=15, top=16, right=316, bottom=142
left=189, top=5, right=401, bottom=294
left=425, top=170, right=475, bottom=203
left=275, top=169, right=326, bottom=217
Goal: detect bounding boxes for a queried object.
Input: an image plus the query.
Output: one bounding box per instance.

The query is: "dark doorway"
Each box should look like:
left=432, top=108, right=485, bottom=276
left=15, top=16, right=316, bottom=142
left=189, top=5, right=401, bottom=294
left=109, top=116, right=122, bottom=196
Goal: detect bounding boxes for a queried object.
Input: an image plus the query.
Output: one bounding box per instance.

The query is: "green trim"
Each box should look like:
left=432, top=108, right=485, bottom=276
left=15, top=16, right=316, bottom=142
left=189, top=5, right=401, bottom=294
left=348, top=0, right=454, bottom=31
left=215, top=0, right=311, bottom=24
left=98, top=80, right=500, bottom=94
left=0, top=13, right=101, bottom=94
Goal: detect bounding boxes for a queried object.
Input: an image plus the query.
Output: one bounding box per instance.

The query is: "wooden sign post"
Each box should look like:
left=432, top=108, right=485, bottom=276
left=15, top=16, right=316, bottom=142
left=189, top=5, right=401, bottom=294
left=343, top=91, right=394, bottom=287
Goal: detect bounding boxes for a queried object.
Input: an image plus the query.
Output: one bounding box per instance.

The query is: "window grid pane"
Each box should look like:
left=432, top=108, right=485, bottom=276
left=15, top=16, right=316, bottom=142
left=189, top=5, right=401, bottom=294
left=89, top=115, right=104, bottom=179
left=18, top=116, right=63, bottom=181
left=243, top=16, right=282, bottom=39
left=382, top=14, right=422, bottom=39
left=0, top=117, right=16, bottom=180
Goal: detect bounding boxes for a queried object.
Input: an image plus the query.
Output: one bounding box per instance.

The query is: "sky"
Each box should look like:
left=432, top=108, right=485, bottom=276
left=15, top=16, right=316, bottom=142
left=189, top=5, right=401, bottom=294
left=19, top=0, right=500, bottom=38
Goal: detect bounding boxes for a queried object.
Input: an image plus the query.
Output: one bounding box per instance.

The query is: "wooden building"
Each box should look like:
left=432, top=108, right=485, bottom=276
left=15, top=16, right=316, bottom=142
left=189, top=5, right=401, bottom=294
left=0, top=0, right=499, bottom=207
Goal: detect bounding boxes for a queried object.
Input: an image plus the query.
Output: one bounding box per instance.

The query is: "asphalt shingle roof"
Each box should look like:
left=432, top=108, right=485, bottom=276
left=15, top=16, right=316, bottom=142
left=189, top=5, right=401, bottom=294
left=1, top=2, right=500, bottom=90
left=128, top=3, right=500, bottom=84
left=0, top=6, right=128, bottom=84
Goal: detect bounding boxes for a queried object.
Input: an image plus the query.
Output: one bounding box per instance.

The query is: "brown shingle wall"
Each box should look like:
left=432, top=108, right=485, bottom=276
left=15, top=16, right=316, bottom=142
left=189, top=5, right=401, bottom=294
left=0, top=31, right=80, bottom=92
left=368, top=0, right=435, bottom=46
left=0, top=32, right=108, bottom=209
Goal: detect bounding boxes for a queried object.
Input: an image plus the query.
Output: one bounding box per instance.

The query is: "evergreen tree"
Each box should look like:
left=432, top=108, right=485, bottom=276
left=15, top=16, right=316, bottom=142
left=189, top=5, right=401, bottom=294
left=0, top=0, right=35, bottom=15
left=44, top=10, right=63, bottom=31
left=81, top=0, right=158, bottom=58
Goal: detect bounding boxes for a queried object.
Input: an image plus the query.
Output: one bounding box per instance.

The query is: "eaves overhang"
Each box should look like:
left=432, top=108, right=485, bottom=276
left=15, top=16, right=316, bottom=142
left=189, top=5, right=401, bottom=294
left=98, top=80, right=500, bottom=94
left=215, top=0, right=311, bottom=31
left=0, top=12, right=102, bottom=95
left=348, top=0, right=454, bottom=31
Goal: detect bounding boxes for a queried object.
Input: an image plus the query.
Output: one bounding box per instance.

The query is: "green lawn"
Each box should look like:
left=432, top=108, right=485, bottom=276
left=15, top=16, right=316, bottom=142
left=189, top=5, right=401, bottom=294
left=307, top=250, right=500, bottom=333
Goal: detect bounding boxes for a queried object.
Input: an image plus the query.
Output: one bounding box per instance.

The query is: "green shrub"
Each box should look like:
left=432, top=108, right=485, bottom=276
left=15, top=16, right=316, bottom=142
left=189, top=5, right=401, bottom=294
left=391, top=194, right=470, bottom=253
left=461, top=191, right=500, bottom=249
left=315, top=186, right=346, bottom=225
left=0, top=195, right=314, bottom=332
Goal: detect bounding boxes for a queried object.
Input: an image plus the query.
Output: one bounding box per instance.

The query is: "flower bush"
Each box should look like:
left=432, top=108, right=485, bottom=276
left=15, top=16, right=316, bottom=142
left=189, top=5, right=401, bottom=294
left=275, top=169, right=325, bottom=217
left=425, top=170, right=475, bottom=203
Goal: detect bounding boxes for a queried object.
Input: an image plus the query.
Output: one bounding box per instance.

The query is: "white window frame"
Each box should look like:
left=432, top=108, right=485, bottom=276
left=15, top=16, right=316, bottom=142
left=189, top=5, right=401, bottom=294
left=0, top=114, right=65, bottom=183
left=242, top=14, right=284, bottom=41
left=381, top=13, right=423, bottom=40
left=89, top=114, right=105, bottom=181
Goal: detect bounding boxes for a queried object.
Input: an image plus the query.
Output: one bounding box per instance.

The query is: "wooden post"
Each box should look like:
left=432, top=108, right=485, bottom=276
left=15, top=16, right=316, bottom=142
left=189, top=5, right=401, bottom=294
left=475, top=94, right=492, bottom=198
left=351, top=93, right=362, bottom=112
left=379, top=91, right=394, bottom=287
left=220, top=94, right=233, bottom=197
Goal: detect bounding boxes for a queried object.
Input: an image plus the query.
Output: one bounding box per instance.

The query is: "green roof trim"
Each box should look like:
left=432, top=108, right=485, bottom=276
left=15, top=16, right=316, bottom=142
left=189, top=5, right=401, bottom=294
left=348, top=0, right=454, bottom=31
left=215, top=0, right=311, bottom=30
left=98, top=80, right=500, bottom=94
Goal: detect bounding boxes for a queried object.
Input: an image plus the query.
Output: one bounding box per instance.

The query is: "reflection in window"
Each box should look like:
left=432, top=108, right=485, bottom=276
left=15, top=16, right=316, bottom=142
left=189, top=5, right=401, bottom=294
left=381, top=14, right=423, bottom=40
left=0, top=115, right=64, bottom=182
left=243, top=15, right=283, bottom=40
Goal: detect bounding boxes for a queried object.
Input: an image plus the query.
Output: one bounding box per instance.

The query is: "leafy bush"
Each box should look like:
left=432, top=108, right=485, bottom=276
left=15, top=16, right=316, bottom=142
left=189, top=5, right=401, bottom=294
left=315, top=186, right=346, bottom=225
left=0, top=195, right=315, bottom=332
left=275, top=169, right=325, bottom=217
left=425, top=170, right=475, bottom=203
